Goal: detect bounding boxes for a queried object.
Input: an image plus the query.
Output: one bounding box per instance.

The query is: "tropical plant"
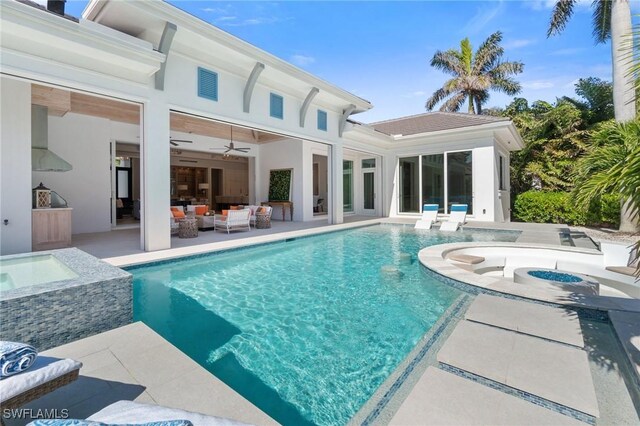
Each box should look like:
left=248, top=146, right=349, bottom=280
left=573, top=119, right=640, bottom=269
left=425, top=31, right=524, bottom=114
left=548, top=0, right=636, bottom=122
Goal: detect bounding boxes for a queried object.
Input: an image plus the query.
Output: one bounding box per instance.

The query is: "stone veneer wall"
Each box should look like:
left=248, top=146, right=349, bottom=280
left=0, top=248, right=133, bottom=351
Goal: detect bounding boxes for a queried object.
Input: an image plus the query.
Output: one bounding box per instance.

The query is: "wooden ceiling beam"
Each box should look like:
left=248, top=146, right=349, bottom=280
left=31, top=84, right=71, bottom=116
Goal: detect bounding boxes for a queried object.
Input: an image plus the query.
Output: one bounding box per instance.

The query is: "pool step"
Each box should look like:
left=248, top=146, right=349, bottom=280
left=437, top=320, right=599, bottom=418
left=390, top=367, right=585, bottom=425
left=465, top=294, right=584, bottom=347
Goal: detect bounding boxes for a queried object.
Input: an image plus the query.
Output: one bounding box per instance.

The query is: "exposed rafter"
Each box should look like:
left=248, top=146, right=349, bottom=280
left=243, top=62, right=265, bottom=113
left=154, top=21, right=177, bottom=91
left=299, top=87, right=319, bottom=127
left=339, top=104, right=357, bottom=137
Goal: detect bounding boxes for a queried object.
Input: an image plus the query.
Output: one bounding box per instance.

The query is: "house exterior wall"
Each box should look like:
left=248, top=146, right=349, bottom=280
left=0, top=78, right=32, bottom=255
left=32, top=113, right=113, bottom=234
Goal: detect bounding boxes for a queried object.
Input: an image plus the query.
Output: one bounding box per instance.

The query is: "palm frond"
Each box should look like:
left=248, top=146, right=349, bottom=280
left=591, top=0, right=612, bottom=43
left=430, top=50, right=466, bottom=77
left=491, top=77, right=522, bottom=96
left=425, top=85, right=454, bottom=111
left=548, top=0, right=578, bottom=37
left=473, top=31, right=503, bottom=75
left=440, top=92, right=467, bottom=113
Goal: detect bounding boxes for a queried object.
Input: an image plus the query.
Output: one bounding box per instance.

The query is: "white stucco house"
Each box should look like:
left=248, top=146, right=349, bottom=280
left=0, top=0, right=524, bottom=255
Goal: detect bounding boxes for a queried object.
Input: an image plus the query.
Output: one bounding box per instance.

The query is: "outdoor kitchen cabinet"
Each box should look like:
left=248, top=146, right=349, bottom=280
left=32, top=208, right=72, bottom=251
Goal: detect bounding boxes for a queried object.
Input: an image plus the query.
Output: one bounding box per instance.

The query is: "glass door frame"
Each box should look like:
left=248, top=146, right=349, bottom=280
left=397, top=149, right=473, bottom=216
left=362, top=162, right=376, bottom=215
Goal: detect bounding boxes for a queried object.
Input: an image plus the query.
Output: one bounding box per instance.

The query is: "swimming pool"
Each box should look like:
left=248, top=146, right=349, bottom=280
left=131, top=225, right=519, bottom=425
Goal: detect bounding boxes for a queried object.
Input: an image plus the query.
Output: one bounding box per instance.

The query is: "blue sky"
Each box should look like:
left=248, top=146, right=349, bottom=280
left=63, top=1, right=638, bottom=123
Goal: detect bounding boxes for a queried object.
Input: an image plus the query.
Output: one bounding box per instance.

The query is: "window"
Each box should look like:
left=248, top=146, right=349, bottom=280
left=422, top=154, right=444, bottom=213
left=270, top=93, right=284, bottom=119
left=399, top=157, right=420, bottom=213
left=398, top=151, right=473, bottom=215
left=197, top=67, right=218, bottom=101
left=317, top=110, right=327, bottom=131
left=362, top=158, right=376, bottom=168
left=499, top=155, right=506, bottom=190
left=343, top=160, right=354, bottom=212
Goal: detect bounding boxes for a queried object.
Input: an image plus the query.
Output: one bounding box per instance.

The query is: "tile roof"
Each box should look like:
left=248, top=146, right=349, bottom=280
left=369, top=112, right=510, bottom=136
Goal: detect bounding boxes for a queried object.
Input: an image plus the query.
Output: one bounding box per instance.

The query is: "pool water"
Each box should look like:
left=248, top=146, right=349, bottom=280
left=528, top=270, right=583, bottom=283
left=0, top=254, right=78, bottom=291
left=131, top=225, right=518, bottom=425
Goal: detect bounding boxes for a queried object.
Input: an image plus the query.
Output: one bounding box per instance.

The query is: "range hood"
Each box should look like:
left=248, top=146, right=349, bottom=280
left=32, top=105, right=73, bottom=172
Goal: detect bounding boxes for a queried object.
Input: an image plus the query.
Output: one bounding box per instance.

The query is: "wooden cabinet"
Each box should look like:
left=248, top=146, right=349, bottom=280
left=32, top=208, right=72, bottom=251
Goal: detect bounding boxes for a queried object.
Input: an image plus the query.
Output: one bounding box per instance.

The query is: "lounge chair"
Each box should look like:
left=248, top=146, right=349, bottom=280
left=214, top=209, right=251, bottom=233
left=415, top=204, right=439, bottom=229
left=0, top=356, right=82, bottom=409
left=246, top=206, right=272, bottom=228
left=440, top=204, right=468, bottom=231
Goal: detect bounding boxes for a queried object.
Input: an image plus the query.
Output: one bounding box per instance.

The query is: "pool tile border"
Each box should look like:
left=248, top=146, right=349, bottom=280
left=439, top=363, right=595, bottom=425
left=359, top=294, right=472, bottom=426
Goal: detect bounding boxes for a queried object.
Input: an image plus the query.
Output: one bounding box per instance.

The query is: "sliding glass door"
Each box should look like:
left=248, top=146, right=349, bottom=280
left=343, top=160, right=354, bottom=213
left=446, top=151, right=473, bottom=213
left=421, top=154, right=444, bottom=213
left=398, top=151, right=473, bottom=215
left=399, top=157, right=419, bottom=213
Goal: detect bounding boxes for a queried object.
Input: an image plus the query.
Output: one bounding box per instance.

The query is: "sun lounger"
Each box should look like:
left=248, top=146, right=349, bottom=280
left=440, top=204, right=468, bottom=231
left=415, top=204, right=439, bottom=229
left=0, top=356, right=82, bottom=409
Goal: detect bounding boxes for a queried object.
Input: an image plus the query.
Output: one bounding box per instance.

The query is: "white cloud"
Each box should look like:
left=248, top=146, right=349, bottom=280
left=462, top=0, right=505, bottom=35
left=522, top=80, right=555, bottom=89
left=290, top=55, right=316, bottom=67
left=215, top=16, right=237, bottom=22
left=550, top=47, right=586, bottom=56
left=503, top=39, right=536, bottom=49
left=403, top=91, right=426, bottom=98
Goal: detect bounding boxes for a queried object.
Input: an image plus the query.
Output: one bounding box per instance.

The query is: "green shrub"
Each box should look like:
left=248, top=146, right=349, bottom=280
left=513, top=191, right=620, bottom=227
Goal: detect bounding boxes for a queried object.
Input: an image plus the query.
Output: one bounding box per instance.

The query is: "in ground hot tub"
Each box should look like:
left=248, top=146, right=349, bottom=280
left=514, top=267, right=600, bottom=296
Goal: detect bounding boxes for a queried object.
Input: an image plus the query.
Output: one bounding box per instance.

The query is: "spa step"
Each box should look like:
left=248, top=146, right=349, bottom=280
left=437, top=320, right=599, bottom=418
left=390, top=367, right=585, bottom=425
left=465, top=294, right=584, bottom=348
left=609, top=310, right=640, bottom=385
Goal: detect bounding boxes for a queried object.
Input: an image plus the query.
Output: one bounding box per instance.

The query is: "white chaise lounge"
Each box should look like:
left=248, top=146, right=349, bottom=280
left=415, top=204, right=439, bottom=229
left=440, top=204, right=468, bottom=231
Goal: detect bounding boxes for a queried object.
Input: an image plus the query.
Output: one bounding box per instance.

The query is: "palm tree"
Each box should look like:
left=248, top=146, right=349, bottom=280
left=548, top=0, right=635, bottom=123
left=549, top=0, right=638, bottom=232
left=425, top=31, right=523, bottom=114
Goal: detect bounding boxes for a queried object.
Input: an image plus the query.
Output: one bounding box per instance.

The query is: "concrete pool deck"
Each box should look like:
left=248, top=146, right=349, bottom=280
left=3, top=322, right=277, bottom=426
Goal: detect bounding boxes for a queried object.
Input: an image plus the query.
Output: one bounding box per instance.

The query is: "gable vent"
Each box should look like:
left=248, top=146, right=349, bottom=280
left=198, top=67, right=218, bottom=101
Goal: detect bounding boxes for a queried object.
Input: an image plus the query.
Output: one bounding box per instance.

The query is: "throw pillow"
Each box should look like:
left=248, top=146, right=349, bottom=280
left=195, top=206, right=208, bottom=215
left=172, top=210, right=186, bottom=219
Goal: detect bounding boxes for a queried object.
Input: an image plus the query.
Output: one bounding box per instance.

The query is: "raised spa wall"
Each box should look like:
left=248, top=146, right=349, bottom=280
left=0, top=248, right=132, bottom=350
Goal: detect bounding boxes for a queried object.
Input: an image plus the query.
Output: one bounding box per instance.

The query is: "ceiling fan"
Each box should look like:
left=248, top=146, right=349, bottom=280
left=170, top=138, right=193, bottom=147
left=210, top=127, right=250, bottom=153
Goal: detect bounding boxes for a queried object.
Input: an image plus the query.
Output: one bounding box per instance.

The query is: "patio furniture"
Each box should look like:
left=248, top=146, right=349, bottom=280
left=415, top=204, right=439, bottom=229
left=255, top=212, right=271, bottom=229
left=178, top=217, right=198, bottom=238
left=214, top=209, right=250, bottom=233
left=86, top=400, right=249, bottom=426
left=197, top=214, right=216, bottom=231
left=440, top=204, right=468, bottom=231
left=261, top=201, right=293, bottom=221
left=0, top=356, right=82, bottom=409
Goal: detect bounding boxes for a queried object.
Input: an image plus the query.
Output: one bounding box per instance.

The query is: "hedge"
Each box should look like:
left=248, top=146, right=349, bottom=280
left=513, top=191, right=620, bottom=227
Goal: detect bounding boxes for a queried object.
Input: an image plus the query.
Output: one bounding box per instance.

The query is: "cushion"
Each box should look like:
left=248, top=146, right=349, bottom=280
left=172, top=210, right=186, bottom=219
left=447, top=253, right=485, bottom=265
left=605, top=265, right=637, bottom=277
left=257, top=207, right=266, bottom=214
left=195, top=206, right=208, bottom=215
left=230, top=206, right=241, bottom=210
left=0, top=357, right=82, bottom=402
left=170, top=207, right=180, bottom=212
left=221, top=210, right=229, bottom=216
left=87, top=400, right=249, bottom=425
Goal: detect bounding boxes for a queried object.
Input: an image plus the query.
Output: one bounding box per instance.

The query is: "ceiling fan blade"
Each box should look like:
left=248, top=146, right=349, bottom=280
left=235, top=148, right=250, bottom=152
left=170, top=139, right=193, bottom=144
left=224, top=148, right=232, bottom=153
left=170, top=141, right=178, bottom=146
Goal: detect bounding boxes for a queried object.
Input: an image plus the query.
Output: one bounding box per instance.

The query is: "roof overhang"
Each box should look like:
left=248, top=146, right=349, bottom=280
left=83, top=0, right=372, bottom=113
left=1, top=0, right=164, bottom=84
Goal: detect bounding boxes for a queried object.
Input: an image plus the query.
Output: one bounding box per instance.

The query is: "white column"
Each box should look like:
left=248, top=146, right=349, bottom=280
left=329, top=143, right=343, bottom=224
left=141, top=97, right=171, bottom=251
left=0, top=78, right=32, bottom=255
